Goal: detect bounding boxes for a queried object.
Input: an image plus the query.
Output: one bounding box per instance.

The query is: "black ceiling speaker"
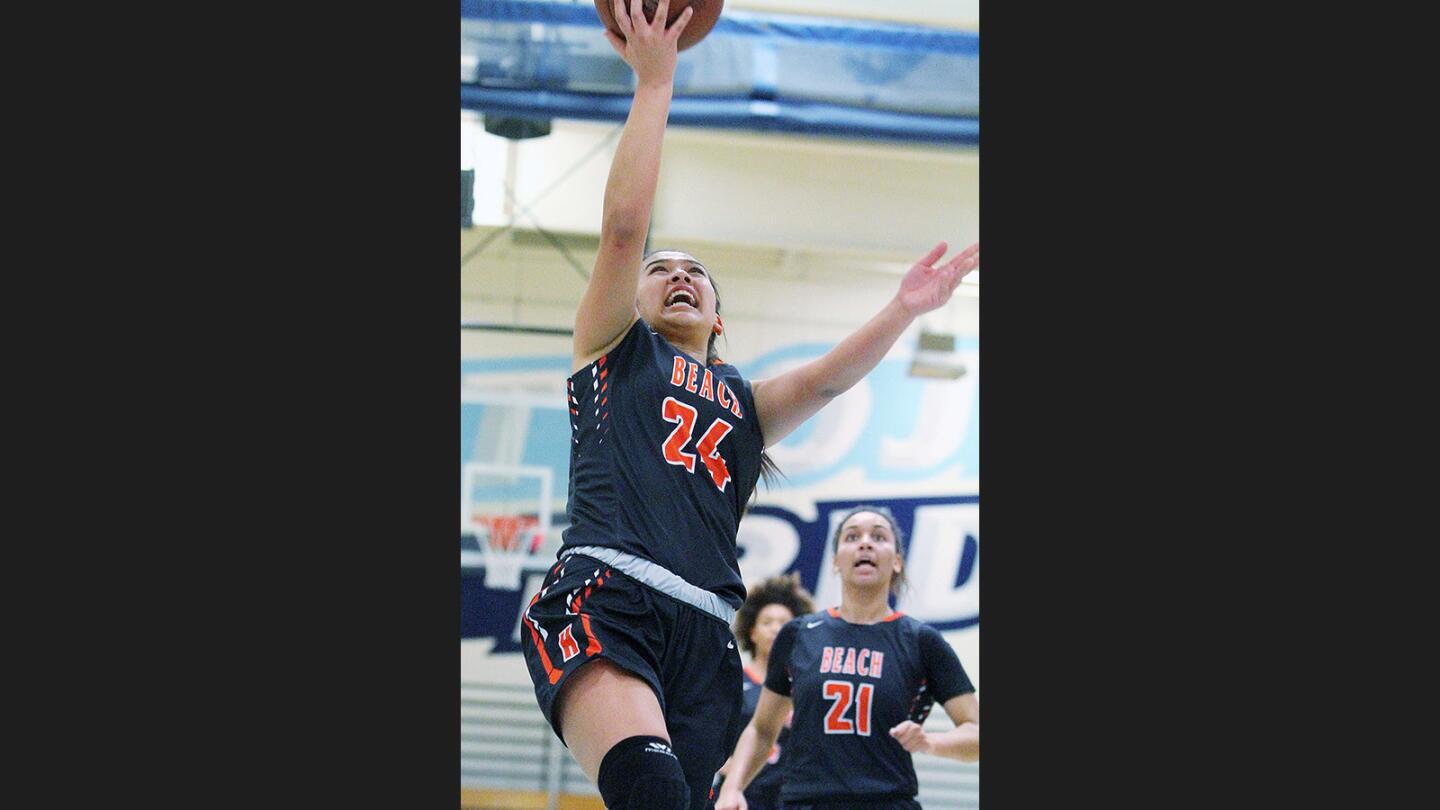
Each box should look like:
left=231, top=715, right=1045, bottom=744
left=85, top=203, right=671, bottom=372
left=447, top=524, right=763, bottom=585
left=483, top=115, right=552, bottom=140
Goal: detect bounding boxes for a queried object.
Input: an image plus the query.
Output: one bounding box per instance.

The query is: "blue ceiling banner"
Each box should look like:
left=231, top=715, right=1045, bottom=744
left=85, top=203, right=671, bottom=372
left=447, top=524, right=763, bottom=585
left=461, top=0, right=979, bottom=145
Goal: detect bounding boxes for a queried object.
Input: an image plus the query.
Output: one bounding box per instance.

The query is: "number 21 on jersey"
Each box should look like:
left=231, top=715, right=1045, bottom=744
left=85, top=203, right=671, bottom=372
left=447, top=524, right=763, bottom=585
left=661, top=396, right=733, bottom=491
left=823, top=679, right=874, bottom=736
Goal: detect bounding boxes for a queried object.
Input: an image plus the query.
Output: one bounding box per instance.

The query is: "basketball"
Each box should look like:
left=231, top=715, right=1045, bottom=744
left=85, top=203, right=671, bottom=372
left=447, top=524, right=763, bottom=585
left=595, top=0, right=724, bottom=52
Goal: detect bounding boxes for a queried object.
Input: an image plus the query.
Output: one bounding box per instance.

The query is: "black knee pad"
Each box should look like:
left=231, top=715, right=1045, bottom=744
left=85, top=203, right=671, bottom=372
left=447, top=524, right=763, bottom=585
left=597, top=735, right=690, bottom=810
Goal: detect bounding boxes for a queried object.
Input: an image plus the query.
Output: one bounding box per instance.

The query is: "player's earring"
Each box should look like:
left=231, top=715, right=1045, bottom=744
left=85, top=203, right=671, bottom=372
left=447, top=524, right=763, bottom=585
left=713, top=317, right=724, bottom=336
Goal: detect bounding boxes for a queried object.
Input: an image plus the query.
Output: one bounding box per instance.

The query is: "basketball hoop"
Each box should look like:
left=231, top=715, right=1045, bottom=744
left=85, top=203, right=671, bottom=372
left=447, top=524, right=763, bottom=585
left=475, top=514, right=543, bottom=591
left=461, top=462, right=553, bottom=589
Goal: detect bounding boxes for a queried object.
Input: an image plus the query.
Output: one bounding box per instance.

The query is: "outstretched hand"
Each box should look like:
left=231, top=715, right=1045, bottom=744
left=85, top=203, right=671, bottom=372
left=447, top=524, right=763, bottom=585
left=602, top=0, right=694, bottom=85
left=895, top=241, right=979, bottom=317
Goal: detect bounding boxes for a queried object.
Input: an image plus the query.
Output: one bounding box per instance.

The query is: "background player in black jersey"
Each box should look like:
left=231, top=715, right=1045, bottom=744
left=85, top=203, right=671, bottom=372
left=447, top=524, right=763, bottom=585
left=716, top=507, right=980, bottom=810
left=519, top=3, right=980, bottom=810
left=713, top=574, right=817, bottom=810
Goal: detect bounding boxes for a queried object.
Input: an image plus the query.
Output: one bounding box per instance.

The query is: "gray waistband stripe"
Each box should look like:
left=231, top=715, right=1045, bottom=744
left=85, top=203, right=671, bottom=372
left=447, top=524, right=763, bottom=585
left=560, top=545, right=738, bottom=625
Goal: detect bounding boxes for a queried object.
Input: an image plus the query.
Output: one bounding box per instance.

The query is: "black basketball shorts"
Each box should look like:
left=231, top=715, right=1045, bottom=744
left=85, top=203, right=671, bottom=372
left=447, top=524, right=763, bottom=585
left=521, top=555, right=744, bottom=807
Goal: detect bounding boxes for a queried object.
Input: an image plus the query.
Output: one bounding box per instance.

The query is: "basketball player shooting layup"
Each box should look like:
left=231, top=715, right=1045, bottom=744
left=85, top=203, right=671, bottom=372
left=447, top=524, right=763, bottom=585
left=518, top=3, right=980, bottom=809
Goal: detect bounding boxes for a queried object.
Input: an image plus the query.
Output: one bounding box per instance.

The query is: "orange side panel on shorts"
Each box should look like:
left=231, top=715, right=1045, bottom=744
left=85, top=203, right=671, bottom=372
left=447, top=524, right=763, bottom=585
left=580, top=613, right=603, bottom=655
left=525, top=592, right=564, bottom=684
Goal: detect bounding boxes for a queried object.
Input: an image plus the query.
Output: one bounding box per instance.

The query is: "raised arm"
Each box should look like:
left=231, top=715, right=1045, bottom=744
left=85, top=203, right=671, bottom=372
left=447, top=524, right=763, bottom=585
left=714, top=687, right=792, bottom=810
left=750, top=242, right=979, bottom=445
left=572, top=0, right=695, bottom=370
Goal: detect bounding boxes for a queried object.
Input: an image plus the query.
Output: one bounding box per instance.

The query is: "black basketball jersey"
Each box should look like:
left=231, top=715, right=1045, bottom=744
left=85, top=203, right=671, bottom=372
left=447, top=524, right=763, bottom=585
left=562, top=319, right=765, bottom=609
left=764, top=608, right=976, bottom=803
